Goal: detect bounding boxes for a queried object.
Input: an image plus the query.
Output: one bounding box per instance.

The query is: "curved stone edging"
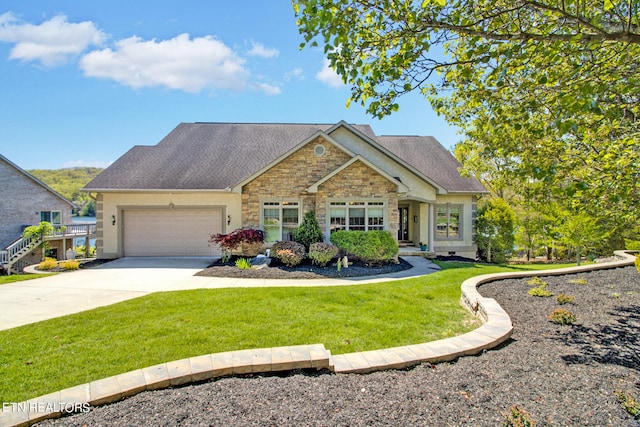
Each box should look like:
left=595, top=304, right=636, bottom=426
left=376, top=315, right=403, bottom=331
left=3, top=251, right=637, bottom=427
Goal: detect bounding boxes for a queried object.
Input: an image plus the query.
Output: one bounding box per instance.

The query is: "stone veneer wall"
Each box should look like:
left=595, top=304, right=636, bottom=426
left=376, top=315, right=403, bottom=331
left=316, top=161, right=399, bottom=238
left=241, top=137, right=351, bottom=227
left=242, top=137, right=399, bottom=239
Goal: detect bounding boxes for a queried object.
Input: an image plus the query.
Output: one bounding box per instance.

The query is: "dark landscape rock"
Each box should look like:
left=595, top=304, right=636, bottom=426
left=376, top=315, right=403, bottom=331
left=38, top=266, right=640, bottom=426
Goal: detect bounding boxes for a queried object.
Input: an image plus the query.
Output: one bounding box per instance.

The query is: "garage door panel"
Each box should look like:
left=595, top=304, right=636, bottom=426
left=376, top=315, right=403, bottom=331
left=124, top=209, right=222, bottom=256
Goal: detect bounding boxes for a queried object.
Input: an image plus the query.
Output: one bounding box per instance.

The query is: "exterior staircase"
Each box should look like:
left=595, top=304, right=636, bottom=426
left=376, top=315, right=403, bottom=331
left=1, top=222, right=96, bottom=275
left=0, top=235, right=42, bottom=275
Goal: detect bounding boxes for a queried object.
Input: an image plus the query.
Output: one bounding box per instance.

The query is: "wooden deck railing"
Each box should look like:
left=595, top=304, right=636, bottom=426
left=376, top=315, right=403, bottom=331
left=1, top=223, right=96, bottom=273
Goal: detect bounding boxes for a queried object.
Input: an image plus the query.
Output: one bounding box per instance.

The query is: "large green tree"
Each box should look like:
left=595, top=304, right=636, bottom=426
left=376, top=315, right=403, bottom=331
left=293, top=0, right=640, bottom=223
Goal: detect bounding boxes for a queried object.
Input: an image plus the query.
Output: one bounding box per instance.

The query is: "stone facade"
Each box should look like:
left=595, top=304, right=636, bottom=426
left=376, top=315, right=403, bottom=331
left=0, top=157, right=73, bottom=248
left=241, top=137, right=352, bottom=227
left=316, top=160, right=399, bottom=238
left=241, top=137, right=399, bottom=241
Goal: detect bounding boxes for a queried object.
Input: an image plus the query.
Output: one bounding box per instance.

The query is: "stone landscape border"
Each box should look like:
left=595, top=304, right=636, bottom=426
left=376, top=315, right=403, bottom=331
left=2, top=251, right=637, bottom=427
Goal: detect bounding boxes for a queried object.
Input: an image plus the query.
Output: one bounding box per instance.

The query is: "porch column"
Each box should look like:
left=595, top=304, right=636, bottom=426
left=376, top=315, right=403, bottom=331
left=428, top=203, right=434, bottom=253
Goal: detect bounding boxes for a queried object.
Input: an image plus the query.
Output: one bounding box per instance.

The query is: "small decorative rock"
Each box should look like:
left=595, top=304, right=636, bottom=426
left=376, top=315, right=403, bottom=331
left=250, top=256, right=271, bottom=267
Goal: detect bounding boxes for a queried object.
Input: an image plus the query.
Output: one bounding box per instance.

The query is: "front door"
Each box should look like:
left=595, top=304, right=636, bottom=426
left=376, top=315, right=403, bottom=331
left=398, top=207, right=409, bottom=241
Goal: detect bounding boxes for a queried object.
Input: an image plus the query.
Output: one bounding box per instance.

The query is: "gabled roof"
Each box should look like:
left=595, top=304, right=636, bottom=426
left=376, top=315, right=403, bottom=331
left=84, top=123, right=376, bottom=191
left=376, top=135, right=487, bottom=193
left=83, top=122, right=486, bottom=194
left=0, top=154, right=75, bottom=207
left=307, top=155, right=410, bottom=194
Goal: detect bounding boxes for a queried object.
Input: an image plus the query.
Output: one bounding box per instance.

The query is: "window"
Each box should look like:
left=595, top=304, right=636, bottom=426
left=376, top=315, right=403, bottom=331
left=435, top=204, right=461, bottom=239
left=262, top=201, right=300, bottom=243
left=40, top=211, right=61, bottom=225
left=329, top=201, right=385, bottom=234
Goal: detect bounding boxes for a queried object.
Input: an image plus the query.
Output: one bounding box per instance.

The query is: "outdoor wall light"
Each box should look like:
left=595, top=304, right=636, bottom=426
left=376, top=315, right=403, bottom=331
left=413, top=215, right=418, bottom=223
left=227, top=215, right=231, bottom=225
left=111, top=215, right=116, bottom=226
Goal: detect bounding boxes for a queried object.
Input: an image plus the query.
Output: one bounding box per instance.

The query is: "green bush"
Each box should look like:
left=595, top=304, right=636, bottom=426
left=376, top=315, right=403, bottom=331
left=556, top=294, right=575, bottom=305
left=527, top=276, right=546, bottom=287
left=614, top=390, right=640, bottom=419
left=502, top=405, right=536, bottom=427
left=271, top=241, right=306, bottom=267
left=37, top=257, right=58, bottom=270
left=528, top=283, right=553, bottom=297
left=308, top=242, right=339, bottom=266
left=59, top=260, right=80, bottom=271
left=548, top=308, right=577, bottom=325
left=329, top=230, right=398, bottom=264
left=294, top=211, right=323, bottom=250
left=235, top=258, right=252, bottom=270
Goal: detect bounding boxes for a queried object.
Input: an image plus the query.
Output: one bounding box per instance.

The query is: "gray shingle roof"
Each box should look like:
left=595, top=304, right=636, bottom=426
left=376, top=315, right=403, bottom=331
left=376, top=135, right=487, bottom=193
left=83, top=122, right=485, bottom=194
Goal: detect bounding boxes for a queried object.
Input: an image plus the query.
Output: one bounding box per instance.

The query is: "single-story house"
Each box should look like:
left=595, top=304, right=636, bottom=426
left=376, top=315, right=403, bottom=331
left=0, top=154, right=75, bottom=264
left=82, top=121, right=486, bottom=259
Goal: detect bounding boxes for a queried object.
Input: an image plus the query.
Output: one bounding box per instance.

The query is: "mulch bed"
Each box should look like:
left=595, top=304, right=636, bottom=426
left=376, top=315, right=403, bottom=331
left=38, top=266, right=640, bottom=426
left=195, top=256, right=412, bottom=279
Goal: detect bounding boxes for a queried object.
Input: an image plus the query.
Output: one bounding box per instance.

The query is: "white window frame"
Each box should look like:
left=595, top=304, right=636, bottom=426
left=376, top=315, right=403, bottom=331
left=40, top=210, right=62, bottom=225
left=261, top=200, right=301, bottom=243
left=435, top=204, right=463, bottom=240
left=328, top=200, right=386, bottom=235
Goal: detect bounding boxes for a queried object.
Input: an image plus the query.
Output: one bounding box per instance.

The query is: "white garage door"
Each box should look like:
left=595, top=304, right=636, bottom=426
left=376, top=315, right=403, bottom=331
left=123, top=209, right=222, bottom=256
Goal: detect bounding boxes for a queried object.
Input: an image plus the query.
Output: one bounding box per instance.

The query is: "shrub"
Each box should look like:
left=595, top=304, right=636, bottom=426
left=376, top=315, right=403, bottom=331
left=548, top=308, right=577, bottom=325
left=528, top=283, right=553, bottom=297
left=614, top=390, right=640, bottom=419
left=235, top=258, right=252, bottom=270
left=568, top=278, right=588, bottom=285
left=556, top=294, right=575, bottom=305
left=329, top=230, right=398, bottom=264
left=276, top=249, right=304, bottom=267
left=636, top=255, right=640, bottom=273
left=308, top=242, right=339, bottom=266
left=209, top=228, right=265, bottom=259
left=502, top=405, right=536, bottom=427
left=59, top=260, right=80, bottom=271
left=527, top=277, right=546, bottom=287
left=37, top=257, right=58, bottom=270
left=271, top=241, right=306, bottom=267
left=294, top=211, right=323, bottom=250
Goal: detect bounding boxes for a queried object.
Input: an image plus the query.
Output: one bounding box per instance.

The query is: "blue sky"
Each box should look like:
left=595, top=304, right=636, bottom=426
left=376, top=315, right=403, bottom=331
left=0, top=1, right=459, bottom=170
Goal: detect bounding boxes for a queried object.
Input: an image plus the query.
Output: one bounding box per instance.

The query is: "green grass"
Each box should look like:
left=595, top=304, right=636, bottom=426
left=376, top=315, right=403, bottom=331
left=0, top=261, right=569, bottom=402
left=0, top=273, right=55, bottom=285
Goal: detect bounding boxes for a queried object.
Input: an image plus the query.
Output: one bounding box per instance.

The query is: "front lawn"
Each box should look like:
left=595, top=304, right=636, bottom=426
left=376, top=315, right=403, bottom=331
left=0, top=261, right=570, bottom=403
left=0, top=273, right=55, bottom=285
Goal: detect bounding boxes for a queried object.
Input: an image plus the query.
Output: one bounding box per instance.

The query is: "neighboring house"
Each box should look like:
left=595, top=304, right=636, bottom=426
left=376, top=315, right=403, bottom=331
left=0, top=154, right=75, bottom=264
left=82, top=121, right=487, bottom=259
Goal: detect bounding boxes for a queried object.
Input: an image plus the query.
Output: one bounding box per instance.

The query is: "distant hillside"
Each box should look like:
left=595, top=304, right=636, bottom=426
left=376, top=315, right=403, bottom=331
left=28, top=167, right=104, bottom=216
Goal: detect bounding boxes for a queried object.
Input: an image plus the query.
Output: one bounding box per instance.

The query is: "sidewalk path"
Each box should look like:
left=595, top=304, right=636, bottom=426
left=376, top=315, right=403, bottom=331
left=0, top=256, right=439, bottom=331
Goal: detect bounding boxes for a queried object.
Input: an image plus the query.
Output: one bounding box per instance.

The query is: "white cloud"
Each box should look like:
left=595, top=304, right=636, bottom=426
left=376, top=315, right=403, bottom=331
left=284, top=67, right=304, bottom=81
left=246, top=41, right=279, bottom=58
left=251, top=82, right=281, bottom=95
left=0, top=12, right=105, bottom=66
left=316, top=58, right=344, bottom=88
left=80, top=33, right=249, bottom=93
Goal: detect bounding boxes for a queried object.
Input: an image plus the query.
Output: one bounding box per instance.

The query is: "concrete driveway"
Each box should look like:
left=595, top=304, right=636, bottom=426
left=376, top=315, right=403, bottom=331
left=0, top=257, right=212, bottom=331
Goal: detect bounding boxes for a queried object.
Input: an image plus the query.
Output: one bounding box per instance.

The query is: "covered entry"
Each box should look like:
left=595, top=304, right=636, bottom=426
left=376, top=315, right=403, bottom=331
left=123, top=208, right=222, bottom=256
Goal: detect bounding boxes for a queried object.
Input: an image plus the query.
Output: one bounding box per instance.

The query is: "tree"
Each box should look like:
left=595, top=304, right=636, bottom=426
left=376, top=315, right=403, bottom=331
left=294, top=210, right=324, bottom=250
left=294, top=0, right=640, bottom=223
left=23, top=221, right=54, bottom=260
left=556, top=212, right=609, bottom=265
left=475, top=198, right=516, bottom=264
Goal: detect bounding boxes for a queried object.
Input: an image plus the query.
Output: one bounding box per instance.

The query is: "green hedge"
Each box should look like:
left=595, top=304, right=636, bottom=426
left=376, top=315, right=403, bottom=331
left=329, top=230, right=398, bottom=264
